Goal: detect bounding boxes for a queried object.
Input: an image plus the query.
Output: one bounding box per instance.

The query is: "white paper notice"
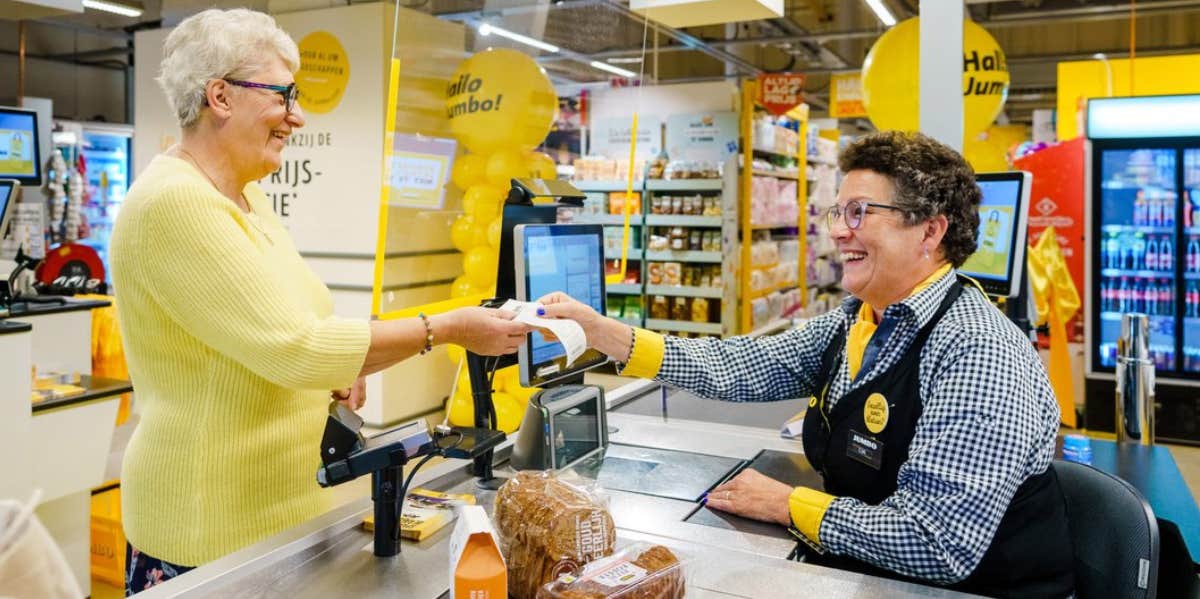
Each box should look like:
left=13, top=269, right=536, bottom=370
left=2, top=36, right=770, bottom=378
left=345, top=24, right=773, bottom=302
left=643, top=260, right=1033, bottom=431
left=499, top=299, right=588, bottom=367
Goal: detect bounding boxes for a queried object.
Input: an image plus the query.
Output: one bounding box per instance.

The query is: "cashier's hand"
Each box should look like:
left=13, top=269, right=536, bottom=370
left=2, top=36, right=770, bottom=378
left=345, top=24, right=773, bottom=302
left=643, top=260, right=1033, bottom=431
left=331, top=375, right=367, bottom=411
left=705, top=468, right=793, bottom=526
left=537, top=292, right=633, bottom=361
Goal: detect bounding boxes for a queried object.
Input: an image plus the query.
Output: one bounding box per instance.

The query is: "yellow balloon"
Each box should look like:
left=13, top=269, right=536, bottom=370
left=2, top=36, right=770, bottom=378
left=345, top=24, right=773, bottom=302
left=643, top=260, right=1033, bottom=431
left=445, top=343, right=466, bottom=365
left=861, top=17, right=1009, bottom=136
left=486, top=217, right=503, bottom=249
left=450, top=275, right=477, bottom=298
left=446, top=48, right=558, bottom=154
left=485, top=148, right=529, bottom=190
left=493, top=392, right=524, bottom=434
left=493, top=366, right=518, bottom=392
left=507, top=382, right=538, bottom=405
left=450, top=215, right=476, bottom=252
left=463, top=184, right=502, bottom=219
left=468, top=218, right=491, bottom=248
left=463, top=246, right=498, bottom=287
left=451, top=154, right=487, bottom=191
left=447, top=393, right=474, bottom=427
left=526, top=151, right=557, bottom=180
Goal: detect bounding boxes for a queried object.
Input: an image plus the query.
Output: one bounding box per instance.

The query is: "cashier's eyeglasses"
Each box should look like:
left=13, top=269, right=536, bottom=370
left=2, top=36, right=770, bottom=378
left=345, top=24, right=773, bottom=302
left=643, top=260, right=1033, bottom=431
left=224, top=79, right=299, bottom=113
left=825, top=199, right=906, bottom=231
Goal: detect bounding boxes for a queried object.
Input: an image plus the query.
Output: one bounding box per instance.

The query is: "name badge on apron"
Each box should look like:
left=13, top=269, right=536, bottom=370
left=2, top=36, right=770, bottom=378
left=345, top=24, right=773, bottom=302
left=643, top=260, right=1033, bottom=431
left=847, top=429, right=884, bottom=470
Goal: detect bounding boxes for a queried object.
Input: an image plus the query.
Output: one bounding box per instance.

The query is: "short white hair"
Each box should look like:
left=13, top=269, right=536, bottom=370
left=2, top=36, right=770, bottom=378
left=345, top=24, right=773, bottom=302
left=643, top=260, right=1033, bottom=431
left=157, top=8, right=300, bottom=128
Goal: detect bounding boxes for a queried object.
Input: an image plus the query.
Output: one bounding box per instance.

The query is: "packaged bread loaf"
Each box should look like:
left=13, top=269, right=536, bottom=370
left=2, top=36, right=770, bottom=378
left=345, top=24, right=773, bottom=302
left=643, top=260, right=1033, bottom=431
left=494, top=472, right=616, bottom=599
left=537, top=543, right=685, bottom=599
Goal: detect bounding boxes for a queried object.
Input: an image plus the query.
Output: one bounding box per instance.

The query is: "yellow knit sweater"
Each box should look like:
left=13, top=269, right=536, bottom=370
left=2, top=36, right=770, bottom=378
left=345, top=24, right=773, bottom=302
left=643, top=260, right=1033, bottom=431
left=111, top=155, right=370, bottom=566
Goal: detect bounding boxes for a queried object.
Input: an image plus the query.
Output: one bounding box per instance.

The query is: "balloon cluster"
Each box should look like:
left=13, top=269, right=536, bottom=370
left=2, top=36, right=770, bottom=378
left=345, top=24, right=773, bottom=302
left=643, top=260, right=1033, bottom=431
left=444, top=342, right=538, bottom=434
left=444, top=48, right=559, bottom=299
left=442, top=48, right=560, bottom=420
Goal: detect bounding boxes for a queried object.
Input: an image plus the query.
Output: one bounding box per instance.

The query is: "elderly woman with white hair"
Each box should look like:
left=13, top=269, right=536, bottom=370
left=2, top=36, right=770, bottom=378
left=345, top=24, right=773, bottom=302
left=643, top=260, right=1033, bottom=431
left=111, top=8, right=531, bottom=594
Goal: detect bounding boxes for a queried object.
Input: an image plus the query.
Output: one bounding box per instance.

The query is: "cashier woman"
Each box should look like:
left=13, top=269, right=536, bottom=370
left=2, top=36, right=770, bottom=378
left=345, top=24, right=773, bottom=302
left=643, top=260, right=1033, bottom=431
left=540, top=131, right=1074, bottom=598
left=111, top=9, right=532, bottom=595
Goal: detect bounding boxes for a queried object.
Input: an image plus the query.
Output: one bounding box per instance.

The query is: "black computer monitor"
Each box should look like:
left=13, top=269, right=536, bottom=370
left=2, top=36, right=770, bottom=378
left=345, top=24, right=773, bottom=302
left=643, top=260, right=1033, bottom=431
left=513, top=223, right=609, bottom=387
left=0, top=179, right=18, bottom=240
left=0, top=107, right=42, bottom=187
left=959, top=171, right=1032, bottom=299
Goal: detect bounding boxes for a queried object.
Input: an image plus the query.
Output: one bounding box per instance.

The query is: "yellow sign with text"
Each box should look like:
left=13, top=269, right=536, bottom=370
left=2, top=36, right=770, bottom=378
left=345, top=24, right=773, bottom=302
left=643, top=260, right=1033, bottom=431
left=830, top=73, right=867, bottom=118
left=296, top=31, right=350, bottom=114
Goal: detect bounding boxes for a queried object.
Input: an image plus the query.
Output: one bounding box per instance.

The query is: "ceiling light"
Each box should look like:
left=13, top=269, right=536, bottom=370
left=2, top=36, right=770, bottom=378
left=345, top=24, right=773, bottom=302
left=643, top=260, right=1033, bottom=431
left=862, top=0, right=895, bottom=27
left=606, top=57, right=644, bottom=64
left=477, top=23, right=560, bottom=54
left=82, top=0, right=143, bottom=17
left=590, top=60, right=637, bottom=78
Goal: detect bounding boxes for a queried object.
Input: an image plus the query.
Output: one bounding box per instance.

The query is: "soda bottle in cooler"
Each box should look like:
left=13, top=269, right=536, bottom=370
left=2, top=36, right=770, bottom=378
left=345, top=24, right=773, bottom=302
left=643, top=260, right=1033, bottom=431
left=1146, top=280, right=1159, bottom=315
left=1188, top=282, right=1200, bottom=317
left=1161, top=237, right=1174, bottom=271
left=1161, top=280, right=1174, bottom=315
left=1189, top=236, right=1200, bottom=273
left=1149, top=192, right=1163, bottom=227
left=1119, top=277, right=1130, bottom=312
left=1146, top=236, right=1159, bottom=270
left=1165, top=193, right=1176, bottom=227
left=1132, top=234, right=1146, bottom=271
left=1134, top=190, right=1146, bottom=226
left=1106, top=233, right=1120, bottom=269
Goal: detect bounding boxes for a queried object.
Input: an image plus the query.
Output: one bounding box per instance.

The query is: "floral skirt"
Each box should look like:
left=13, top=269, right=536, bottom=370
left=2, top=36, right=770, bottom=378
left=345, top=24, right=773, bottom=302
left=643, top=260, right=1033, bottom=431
left=125, top=543, right=194, bottom=596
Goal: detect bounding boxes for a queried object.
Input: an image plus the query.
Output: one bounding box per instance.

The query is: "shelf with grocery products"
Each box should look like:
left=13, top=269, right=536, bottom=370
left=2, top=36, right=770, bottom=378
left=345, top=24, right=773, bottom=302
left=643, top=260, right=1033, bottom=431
left=749, top=281, right=799, bottom=301
left=807, top=156, right=836, bottom=167
left=577, top=214, right=642, bottom=226
left=644, top=319, right=723, bottom=335
left=1101, top=268, right=1176, bottom=278
left=1101, top=224, right=1175, bottom=234
left=646, top=179, right=724, bottom=192
left=645, top=215, right=723, bottom=227
left=575, top=180, right=643, bottom=192
left=614, top=316, right=643, bottom=328
left=607, top=283, right=643, bottom=295
left=750, top=169, right=799, bottom=181
left=645, top=250, right=723, bottom=263
left=751, top=222, right=799, bottom=231
left=645, top=285, right=723, bottom=299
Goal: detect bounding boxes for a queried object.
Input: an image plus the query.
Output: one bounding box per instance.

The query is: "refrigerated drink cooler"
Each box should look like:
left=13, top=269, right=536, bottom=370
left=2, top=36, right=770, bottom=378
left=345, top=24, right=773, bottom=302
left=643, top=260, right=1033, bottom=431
left=1086, top=95, right=1200, bottom=443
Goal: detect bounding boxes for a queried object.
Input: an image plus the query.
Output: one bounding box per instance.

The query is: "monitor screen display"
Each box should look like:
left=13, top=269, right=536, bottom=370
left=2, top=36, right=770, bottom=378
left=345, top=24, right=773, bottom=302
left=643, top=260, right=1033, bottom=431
left=0, top=180, right=16, bottom=237
left=958, top=172, right=1031, bottom=298
left=515, top=224, right=609, bottom=387
left=0, top=108, right=41, bottom=185
left=550, top=394, right=602, bottom=470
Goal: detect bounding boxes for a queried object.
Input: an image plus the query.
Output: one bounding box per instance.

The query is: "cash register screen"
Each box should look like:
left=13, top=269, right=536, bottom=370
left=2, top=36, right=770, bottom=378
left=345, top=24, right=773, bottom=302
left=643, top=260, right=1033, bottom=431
left=958, top=171, right=1031, bottom=298
left=0, top=107, right=42, bottom=186
left=515, top=224, right=609, bottom=387
left=0, top=180, right=17, bottom=238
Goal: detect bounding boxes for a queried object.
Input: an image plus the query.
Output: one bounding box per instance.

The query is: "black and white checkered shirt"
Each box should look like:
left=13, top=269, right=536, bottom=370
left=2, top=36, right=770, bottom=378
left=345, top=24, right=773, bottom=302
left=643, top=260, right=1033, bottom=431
left=656, top=269, right=1060, bottom=583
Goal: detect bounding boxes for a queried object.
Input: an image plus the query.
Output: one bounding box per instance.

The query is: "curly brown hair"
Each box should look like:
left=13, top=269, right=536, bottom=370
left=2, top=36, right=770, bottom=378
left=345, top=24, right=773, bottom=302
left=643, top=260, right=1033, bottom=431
left=837, top=131, right=981, bottom=267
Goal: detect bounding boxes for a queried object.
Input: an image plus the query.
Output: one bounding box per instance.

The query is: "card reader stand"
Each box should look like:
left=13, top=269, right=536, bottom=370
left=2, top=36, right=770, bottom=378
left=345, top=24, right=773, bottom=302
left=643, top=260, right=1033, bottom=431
left=464, top=178, right=587, bottom=489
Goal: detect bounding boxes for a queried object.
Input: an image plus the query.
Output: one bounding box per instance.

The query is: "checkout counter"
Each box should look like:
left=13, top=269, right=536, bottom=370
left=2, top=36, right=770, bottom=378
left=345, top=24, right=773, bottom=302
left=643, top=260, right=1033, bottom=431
left=1, top=298, right=129, bottom=596
left=133, top=379, right=978, bottom=599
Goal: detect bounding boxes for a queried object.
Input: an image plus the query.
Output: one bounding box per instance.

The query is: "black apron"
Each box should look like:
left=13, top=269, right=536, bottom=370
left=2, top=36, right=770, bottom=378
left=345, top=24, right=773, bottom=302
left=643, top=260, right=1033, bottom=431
left=799, top=279, right=1075, bottom=598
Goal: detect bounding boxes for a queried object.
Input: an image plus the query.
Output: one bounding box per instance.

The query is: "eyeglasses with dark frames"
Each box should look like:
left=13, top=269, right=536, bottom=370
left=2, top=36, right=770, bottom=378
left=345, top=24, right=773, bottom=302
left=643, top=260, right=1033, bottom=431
left=223, top=79, right=299, bottom=113
left=825, top=199, right=906, bottom=230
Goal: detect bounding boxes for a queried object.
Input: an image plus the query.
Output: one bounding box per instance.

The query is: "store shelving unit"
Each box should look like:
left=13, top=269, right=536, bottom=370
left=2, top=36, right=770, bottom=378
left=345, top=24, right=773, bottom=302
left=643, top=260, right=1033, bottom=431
left=737, top=80, right=807, bottom=333
left=574, top=159, right=739, bottom=337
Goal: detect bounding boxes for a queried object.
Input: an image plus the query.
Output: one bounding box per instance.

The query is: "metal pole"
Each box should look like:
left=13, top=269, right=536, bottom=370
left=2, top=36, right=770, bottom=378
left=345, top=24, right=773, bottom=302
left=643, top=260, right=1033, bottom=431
left=919, top=0, right=963, bottom=151
left=17, top=21, right=26, bottom=106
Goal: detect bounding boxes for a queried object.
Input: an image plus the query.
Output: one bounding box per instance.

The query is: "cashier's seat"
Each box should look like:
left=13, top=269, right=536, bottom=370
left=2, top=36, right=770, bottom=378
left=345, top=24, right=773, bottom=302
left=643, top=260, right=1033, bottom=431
left=1055, top=459, right=1160, bottom=599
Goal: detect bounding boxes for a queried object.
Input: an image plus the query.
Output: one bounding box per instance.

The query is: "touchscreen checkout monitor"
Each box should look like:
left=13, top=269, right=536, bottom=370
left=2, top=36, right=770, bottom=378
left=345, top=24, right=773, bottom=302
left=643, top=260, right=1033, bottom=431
left=514, top=224, right=609, bottom=387
left=0, top=179, right=18, bottom=241
left=958, top=171, right=1032, bottom=299
left=0, top=107, right=42, bottom=186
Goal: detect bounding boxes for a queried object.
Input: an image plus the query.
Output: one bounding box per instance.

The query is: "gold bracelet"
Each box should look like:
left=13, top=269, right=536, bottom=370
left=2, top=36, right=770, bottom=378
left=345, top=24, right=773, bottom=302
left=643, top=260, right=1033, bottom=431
left=417, top=312, right=434, bottom=354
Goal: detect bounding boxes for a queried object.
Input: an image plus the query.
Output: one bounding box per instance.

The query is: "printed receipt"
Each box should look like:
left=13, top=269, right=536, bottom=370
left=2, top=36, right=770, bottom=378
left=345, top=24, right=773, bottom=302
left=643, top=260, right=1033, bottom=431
left=499, top=299, right=588, bottom=366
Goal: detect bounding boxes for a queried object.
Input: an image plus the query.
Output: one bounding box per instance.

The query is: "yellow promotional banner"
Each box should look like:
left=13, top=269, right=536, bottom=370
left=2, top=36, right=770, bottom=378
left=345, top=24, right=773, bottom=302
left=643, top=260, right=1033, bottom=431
left=1027, top=226, right=1080, bottom=427
left=830, top=73, right=867, bottom=119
